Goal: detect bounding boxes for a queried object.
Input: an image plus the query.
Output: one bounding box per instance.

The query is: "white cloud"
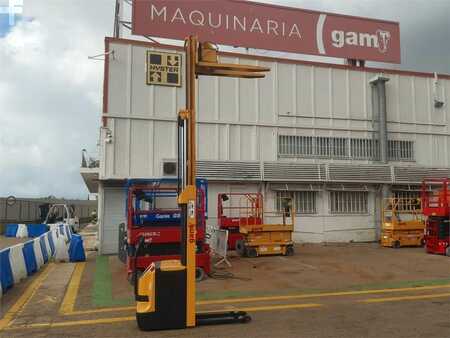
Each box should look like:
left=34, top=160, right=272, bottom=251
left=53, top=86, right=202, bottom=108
left=0, top=0, right=114, bottom=198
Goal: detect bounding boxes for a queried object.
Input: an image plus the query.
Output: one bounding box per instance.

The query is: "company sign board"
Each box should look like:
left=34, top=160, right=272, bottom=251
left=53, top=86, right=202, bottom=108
left=132, top=0, right=401, bottom=64
left=146, top=51, right=182, bottom=86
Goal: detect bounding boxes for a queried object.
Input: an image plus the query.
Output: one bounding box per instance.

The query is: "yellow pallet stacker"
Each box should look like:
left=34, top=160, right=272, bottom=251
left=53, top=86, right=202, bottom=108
left=134, top=36, right=269, bottom=331
left=381, top=197, right=425, bottom=248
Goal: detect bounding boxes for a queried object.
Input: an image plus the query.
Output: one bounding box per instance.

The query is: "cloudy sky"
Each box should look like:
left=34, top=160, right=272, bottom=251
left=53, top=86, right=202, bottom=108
left=0, top=0, right=449, bottom=199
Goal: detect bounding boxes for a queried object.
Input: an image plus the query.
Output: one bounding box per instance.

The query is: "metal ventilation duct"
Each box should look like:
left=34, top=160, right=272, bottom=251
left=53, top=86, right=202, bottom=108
left=263, top=163, right=326, bottom=181
left=196, top=161, right=261, bottom=180
left=328, top=164, right=392, bottom=183
left=370, top=75, right=390, bottom=164
left=394, top=167, right=450, bottom=184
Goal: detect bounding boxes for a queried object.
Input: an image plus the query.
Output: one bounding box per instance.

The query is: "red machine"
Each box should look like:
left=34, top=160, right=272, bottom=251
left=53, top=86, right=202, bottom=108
left=421, top=178, right=450, bottom=256
left=217, top=193, right=263, bottom=250
left=124, top=179, right=210, bottom=281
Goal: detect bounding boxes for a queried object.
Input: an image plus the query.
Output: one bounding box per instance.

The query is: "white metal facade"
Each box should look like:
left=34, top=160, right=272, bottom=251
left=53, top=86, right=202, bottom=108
left=94, top=38, right=450, bottom=254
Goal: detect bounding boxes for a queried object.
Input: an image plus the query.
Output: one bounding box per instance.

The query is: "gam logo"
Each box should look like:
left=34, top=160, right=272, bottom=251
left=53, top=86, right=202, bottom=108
left=331, top=29, right=391, bottom=54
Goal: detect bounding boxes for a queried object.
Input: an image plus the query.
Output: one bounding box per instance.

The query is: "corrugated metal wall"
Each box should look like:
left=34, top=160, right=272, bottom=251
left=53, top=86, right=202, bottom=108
left=101, top=41, right=450, bottom=180
left=98, top=185, right=126, bottom=255
left=96, top=39, right=450, bottom=250
left=99, top=180, right=377, bottom=254
left=0, top=197, right=97, bottom=234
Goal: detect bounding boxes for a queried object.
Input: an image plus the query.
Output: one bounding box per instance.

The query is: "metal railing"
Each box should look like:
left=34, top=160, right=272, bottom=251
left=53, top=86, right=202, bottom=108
left=81, top=149, right=100, bottom=168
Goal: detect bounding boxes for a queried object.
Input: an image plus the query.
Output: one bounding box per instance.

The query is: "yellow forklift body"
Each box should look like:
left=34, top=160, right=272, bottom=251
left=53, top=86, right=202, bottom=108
left=136, top=260, right=185, bottom=314
left=177, top=185, right=197, bottom=327
left=135, top=36, right=266, bottom=331
left=136, top=265, right=156, bottom=314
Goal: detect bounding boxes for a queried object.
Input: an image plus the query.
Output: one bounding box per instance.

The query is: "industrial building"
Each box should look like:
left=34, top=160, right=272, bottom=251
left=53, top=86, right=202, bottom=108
left=81, top=37, right=450, bottom=255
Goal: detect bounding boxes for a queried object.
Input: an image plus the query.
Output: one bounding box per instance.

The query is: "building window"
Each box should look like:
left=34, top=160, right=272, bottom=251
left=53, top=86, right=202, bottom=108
left=276, top=191, right=317, bottom=214
left=279, top=135, right=415, bottom=162
left=279, top=135, right=349, bottom=159
left=278, top=135, right=314, bottom=157
left=350, top=138, right=379, bottom=160
left=388, top=140, right=414, bottom=161
left=392, top=190, right=421, bottom=211
left=330, top=191, right=368, bottom=214
left=393, top=190, right=420, bottom=200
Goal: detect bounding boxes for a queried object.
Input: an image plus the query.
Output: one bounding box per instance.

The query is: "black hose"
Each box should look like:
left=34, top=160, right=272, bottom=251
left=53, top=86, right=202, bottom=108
left=133, top=236, right=145, bottom=299
left=208, top=269, right=252, bottom=281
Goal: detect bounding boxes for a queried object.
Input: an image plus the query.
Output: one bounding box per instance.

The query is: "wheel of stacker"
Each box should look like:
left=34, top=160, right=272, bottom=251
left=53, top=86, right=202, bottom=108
left=421, top=238, right=426, bottom=247
left=246, top=247, right=258, bottom=258
left=241, top=315, right=252, bottom=323
left=196, top=267, right=206, bottom=282
left=393, top=240, right=401, bottom=249
left=285, top=245, right=295, bottom=256
left=235, top=240, right=246, bottom=256
left=446, top=246, right=450, bottom=257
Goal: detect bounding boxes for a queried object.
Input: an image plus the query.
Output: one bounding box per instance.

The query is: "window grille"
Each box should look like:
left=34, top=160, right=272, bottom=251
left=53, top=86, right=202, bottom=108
left=350, top=138, right=379, bottom=160
left=279, top=135, right=414, bottom=162
left=388, top=140, right=414, bottom=161
left=278, top=135, right=314, bottom=157
left=330, top=191, right=368, bottom=214
left=393, top=190, right=420, bottom=200
left=276, top=191, right=317, bottom=214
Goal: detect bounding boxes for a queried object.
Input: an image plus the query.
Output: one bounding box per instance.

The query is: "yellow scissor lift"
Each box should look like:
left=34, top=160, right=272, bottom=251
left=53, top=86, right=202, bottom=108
left=231, top=193, right=295, bottom=257
left=381, top=197, right=425, bottom=248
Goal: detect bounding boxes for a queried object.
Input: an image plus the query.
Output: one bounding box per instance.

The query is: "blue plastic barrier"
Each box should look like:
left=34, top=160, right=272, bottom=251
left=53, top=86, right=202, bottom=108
left=5, top=224, right=18, bottom=237
left=22, top=242, right=37, bottom=276
left=0, top=249, right=14, bottom=293
left=39, top=236, right=49, bottom=264
left=1, top=228, right=76, bottom=297
left=68, top=234, right=86, bottom=262
left=27, top=224, right=49, bottom=238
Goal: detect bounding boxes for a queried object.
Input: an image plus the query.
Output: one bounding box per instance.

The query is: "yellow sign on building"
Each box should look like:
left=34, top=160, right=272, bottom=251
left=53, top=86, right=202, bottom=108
left=146, top=51, right=182, bottom=87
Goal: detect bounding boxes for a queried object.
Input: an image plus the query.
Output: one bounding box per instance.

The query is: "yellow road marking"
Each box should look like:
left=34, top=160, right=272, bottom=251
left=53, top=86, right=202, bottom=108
left=6, top=316, right=135, bottom=330
left=361, top=292, right=450, bottom=303
left=6, top=303, right=321, bottom=330
left=197, top=284, right=450, bottom=305
left=62, top=283, right=450, bottom=315
left=0, top=264, right=54, bottom=331
left=68, top=306, right=134, bottom=316
left=201, top=303, right=322, bottom=313
left=59, top=262, right=86, bottom=315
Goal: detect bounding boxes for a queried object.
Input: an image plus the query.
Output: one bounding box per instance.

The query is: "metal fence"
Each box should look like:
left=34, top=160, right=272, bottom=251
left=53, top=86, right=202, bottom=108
left=0, top=197, right=97, bottom=233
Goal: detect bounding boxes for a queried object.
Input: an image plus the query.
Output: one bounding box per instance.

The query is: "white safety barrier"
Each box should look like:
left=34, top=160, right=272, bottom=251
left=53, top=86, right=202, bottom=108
left=16, top=224, right=28, bottom=238
left=44, top=235, right=52, bottom=258
left=33, top=238, right=45, bottom=269
left=0, top=223, right=74, bottom=298
left=54, top=233, right=70, bottom=262
left=9, top=244, right=28, bottom=283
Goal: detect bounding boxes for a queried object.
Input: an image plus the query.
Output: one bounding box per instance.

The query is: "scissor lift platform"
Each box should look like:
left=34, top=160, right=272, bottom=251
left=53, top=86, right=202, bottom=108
left=381, top=197, right=425, bottom=248
left=218, top=193, right=295, bottom=257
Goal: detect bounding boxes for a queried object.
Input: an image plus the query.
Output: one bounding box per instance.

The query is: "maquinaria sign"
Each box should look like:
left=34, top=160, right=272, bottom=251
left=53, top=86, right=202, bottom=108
left=132, top=0, right=401, bottom=64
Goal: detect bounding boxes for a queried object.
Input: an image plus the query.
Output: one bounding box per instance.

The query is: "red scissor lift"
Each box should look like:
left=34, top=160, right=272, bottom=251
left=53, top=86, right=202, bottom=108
left=125, top=179, right=210, bottom=281
left=421, top=178, right=450, bottom=256
left=217, top=193, right=263, bottom=250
